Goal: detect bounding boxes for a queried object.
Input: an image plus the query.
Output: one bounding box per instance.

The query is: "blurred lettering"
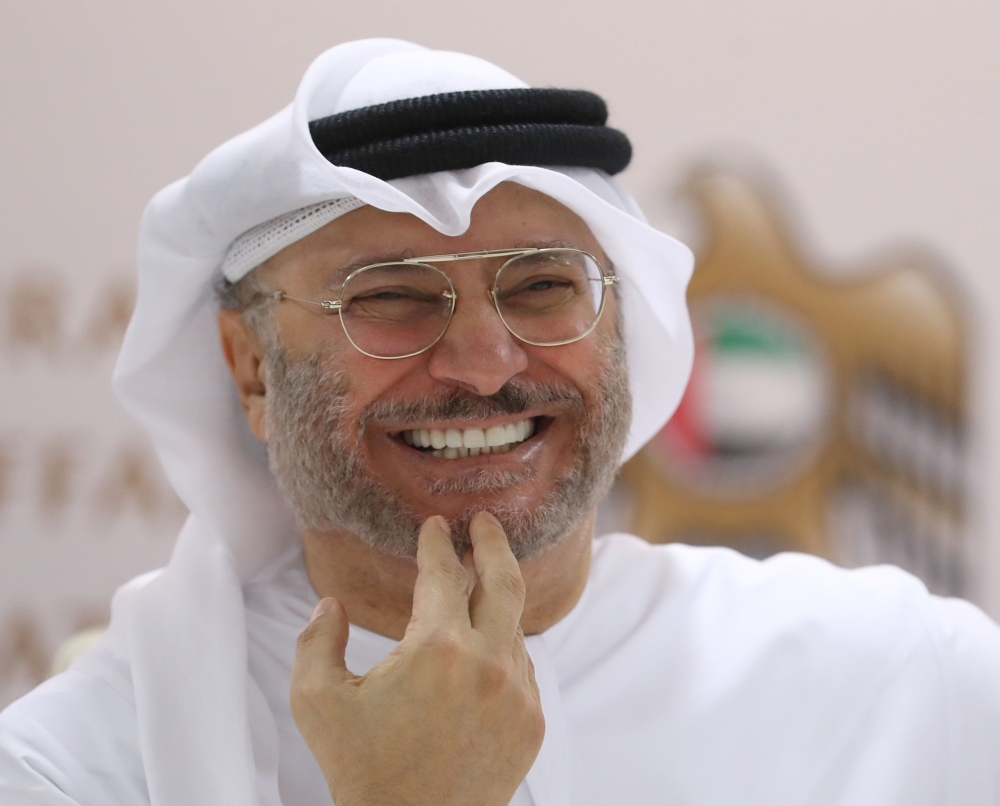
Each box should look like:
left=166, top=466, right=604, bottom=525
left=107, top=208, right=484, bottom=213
left=0, top=613, right=49, bottom=692
left=7, top=274, right=64, bottom=355
left=39, top=439, right=75, bottom=518
left=81, top=278, right=135, bottom=352
left=0, top=441, right=12, bottom=516
left=0, top=432, right=184, bottom=525
left=3, top=269, right=135, bottom=358
left=96, top=443, right=169, bottom=518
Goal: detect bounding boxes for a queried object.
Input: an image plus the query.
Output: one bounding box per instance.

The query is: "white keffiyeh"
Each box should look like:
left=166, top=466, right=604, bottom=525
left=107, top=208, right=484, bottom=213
left=107, top=39, right=694, bottom=806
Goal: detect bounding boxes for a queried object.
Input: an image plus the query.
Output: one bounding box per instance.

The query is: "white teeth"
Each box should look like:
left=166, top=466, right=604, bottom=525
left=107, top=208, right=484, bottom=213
left=463, top=428, right=486, bottom=449
left=403, top=418, right=536, bottom=459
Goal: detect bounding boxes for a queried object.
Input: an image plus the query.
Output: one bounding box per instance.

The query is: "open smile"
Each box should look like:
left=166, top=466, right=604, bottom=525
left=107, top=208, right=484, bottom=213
left=393, top=416, right=552, bottom=460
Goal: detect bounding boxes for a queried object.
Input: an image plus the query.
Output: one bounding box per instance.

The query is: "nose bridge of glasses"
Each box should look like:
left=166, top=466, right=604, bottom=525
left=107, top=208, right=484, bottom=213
left=404, top=251, right=520, bottom=302
left=410, top=255, right=519, bottom=342
left=436, top=288, right=527, bottom=371
left=403, top=248, right=539, bottom=264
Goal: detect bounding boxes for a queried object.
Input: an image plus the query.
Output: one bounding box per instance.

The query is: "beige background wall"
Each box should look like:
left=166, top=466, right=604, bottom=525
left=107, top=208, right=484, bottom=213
left=1, top=0, right=998, bottom=705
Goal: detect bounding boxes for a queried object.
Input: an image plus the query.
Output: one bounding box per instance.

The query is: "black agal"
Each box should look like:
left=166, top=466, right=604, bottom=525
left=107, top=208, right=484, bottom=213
left=309, top=88, right=632, bottom=180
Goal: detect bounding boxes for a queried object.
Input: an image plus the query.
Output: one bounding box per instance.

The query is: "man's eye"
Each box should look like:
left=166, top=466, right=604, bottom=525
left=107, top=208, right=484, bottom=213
left=365, top=290, right=410, bottom=301
left=353, top=287, right=435, bottom=302
left=525, top=279, right=565, bottom=292
left=502, top=276, right=576, bottom=297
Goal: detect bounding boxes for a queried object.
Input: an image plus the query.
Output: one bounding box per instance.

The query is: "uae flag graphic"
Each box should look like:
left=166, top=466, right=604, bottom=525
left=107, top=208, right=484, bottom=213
left=652, top=301, right=830, bottom=489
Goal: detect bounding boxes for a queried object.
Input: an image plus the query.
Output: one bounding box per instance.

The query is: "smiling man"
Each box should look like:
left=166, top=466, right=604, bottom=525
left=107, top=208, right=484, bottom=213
left=2, top=39, right=1000, bottom=806
left=221, top=184, right=631, bottom=642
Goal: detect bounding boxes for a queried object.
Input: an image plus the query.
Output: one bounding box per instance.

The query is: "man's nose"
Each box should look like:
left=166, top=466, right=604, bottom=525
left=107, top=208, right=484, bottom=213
left=425, top=292, right=528, bottom=396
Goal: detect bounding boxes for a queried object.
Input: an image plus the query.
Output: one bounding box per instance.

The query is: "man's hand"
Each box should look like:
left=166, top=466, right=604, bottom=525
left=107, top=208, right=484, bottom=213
left=290, top=511, right=545, bottom=806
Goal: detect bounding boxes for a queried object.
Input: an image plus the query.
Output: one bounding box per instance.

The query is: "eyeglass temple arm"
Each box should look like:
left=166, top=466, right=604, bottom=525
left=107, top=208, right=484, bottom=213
left=271, top=288, right=458, bottom=312
left=271, top=290, right=342, bottom=312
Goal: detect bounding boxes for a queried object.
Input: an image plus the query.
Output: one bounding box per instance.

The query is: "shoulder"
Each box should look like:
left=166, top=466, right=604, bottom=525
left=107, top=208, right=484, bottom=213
left=920, top=594, right=1000, bottom=798
left=0, top=637, right=148, bottom=805
left=559, top=536, right=1000, bottom=797
left=575, top=534, right=1000, bottom=696
left=587, top=533, right=936, bottom=637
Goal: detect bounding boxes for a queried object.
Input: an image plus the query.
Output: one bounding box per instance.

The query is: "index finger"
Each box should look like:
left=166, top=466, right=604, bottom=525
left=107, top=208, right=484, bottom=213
left=407, top=515, right=473, bottom=638
left=467, top=511, right=526, bottom=646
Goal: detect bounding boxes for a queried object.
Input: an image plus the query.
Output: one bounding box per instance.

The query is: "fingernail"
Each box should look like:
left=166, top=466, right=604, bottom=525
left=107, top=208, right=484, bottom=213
left=310, top=597, right=334, bottom=623
left=435, top=515, right=451, bottom=535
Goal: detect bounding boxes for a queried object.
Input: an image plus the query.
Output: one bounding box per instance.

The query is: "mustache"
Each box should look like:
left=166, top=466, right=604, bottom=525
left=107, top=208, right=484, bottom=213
left=357, top=379, right=585, bottom=430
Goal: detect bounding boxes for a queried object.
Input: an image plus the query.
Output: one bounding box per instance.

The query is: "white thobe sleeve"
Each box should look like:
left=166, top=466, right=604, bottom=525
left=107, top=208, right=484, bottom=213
left=0, top=712, right=92, bottom=805
left=927, top=595, right=1000, bottom=801
left=0, top=663, right=148, bottom=806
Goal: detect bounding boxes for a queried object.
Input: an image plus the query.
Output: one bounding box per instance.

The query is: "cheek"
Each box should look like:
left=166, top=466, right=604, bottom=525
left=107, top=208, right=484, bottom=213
left=343, top=358, right=429, bottom=434
left=276, top=314, right=347, bottom=361
left=532, top=339, right=608, bottom=390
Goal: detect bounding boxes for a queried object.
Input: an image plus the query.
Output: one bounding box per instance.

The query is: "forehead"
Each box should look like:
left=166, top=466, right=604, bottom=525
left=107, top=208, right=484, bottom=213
left=260, top=182, right=605, bottom=288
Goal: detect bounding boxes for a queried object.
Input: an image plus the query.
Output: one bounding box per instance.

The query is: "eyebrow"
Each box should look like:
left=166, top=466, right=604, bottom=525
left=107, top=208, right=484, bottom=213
left=321, top=238, right=584, bottom=291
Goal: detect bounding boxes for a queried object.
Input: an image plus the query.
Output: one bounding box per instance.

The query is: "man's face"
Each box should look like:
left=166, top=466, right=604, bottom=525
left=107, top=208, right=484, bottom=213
left=253, top=182, right=631, bottom=559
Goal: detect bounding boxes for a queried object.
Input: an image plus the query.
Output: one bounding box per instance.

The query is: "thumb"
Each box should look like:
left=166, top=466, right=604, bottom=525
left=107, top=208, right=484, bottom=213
left=292, top=597, right=355, bottom=691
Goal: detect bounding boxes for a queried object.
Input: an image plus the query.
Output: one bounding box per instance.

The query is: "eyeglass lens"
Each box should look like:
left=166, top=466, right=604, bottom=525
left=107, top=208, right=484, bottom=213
left=339, top=249, right=605, bottom=358
left=493, top=250, right=604, bottom=345
left=340, top=263, right=454, bottom=358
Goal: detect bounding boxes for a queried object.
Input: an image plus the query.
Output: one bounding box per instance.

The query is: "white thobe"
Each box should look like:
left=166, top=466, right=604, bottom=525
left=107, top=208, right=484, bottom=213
left=2, top=534, right=999, bottom=805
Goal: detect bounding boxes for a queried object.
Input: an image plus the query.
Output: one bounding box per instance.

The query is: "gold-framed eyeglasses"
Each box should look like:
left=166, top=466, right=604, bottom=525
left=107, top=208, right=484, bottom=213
left=271, top=247, right=619, bottom=360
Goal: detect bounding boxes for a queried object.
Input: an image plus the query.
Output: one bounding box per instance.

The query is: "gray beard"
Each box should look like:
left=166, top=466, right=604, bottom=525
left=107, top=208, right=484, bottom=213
left=263, top=334, right=631, bottom=562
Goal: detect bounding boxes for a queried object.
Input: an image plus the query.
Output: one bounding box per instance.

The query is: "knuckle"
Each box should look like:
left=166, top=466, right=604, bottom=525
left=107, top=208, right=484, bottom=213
left=526, top=706, right=546, bottom=750
left=435, top=561, right=470, bottom=590
left=290, top=675, right=327, bottom=709
left=487, top=567, right=526, bottom=600
left=422, top=627, right=465, bottom=658
left=296, top=622, right=322, bottom=650
left=475, top=658, right=513, bottom=695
